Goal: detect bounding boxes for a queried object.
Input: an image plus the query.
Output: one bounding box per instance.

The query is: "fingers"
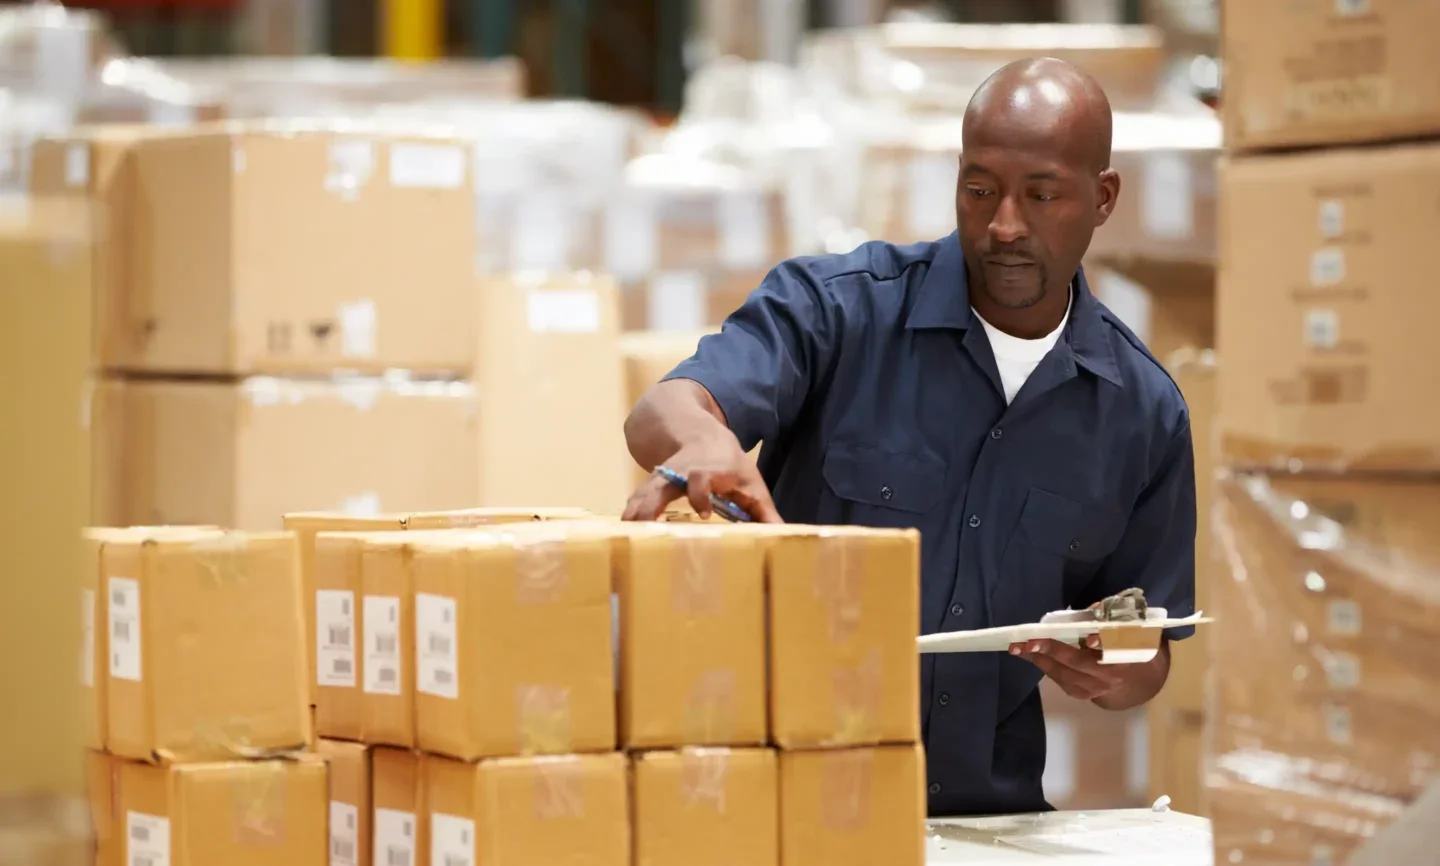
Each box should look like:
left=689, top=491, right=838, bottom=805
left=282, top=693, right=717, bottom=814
left=1010, top=638, right=1124, bottom=701
left=621, top=473, right=685, bottom=521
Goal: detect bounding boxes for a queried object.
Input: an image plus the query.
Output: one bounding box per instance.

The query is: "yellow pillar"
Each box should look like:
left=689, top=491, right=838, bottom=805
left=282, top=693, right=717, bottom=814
left=382, top=0, right=444, bottom=62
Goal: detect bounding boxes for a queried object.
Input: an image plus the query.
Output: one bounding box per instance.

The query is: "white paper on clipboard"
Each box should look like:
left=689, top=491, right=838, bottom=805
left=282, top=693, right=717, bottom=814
left=917, top=611, right=1211, bottom=664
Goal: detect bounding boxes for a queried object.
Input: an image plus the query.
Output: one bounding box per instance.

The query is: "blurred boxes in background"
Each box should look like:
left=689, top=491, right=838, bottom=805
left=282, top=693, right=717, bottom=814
left=1040, top=680, right=1150, bottom=812
left=1221, top=0, right=1440, bottom=152
left=90, top=376, right=480, bottom=530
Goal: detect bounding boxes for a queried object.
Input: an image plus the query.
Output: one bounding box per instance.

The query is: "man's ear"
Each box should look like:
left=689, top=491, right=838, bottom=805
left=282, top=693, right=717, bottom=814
left=1095, top=168, right=1121, bottom=226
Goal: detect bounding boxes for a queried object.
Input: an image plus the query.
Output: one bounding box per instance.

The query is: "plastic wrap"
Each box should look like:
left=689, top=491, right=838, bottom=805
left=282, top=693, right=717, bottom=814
left=1207, top=470, right=1440, bottom=865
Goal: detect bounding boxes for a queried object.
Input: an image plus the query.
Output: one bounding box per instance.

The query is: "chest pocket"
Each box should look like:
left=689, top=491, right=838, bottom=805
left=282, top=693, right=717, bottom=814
left=994, top=487, right=1127, bottom=624
left=822, top=443, right=947, bottom=527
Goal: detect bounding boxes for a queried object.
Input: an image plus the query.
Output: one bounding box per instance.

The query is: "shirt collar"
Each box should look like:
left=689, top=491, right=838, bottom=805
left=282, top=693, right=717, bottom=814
left=905, top=231, right=1124, bottom=388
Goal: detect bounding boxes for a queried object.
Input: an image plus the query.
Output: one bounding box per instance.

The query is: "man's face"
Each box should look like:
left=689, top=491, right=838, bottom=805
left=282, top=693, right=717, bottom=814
left=956, top=133, right=1112, bottom=310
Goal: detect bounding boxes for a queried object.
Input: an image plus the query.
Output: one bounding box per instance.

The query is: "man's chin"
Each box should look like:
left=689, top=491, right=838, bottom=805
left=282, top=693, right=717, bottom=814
left=983, top=285, right=1045, bottom=311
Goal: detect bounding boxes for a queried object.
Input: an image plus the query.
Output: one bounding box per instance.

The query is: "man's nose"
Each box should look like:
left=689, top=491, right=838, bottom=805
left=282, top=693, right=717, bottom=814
left=988, top=196, right=1028, bottom=245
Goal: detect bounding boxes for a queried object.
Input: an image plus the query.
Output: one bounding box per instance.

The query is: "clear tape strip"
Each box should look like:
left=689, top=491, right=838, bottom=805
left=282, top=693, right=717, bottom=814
left=517, top=684, right=572, bottom=755
left=679, top=748, right=731, bottom=814
left=821, top=750, right=874, bottom=831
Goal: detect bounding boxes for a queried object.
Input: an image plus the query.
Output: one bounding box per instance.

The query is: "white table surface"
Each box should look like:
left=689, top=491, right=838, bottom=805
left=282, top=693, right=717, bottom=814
left=927, top=809, right=1213, bottom=864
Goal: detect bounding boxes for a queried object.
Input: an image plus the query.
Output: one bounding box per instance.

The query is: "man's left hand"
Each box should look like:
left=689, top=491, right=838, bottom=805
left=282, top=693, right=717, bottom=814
left=1009, top=636, right=1169, bottom=710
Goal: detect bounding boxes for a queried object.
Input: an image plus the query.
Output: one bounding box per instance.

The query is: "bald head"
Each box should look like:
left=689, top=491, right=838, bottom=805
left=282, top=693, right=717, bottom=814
left=964, top=57, right=1113, bottom=174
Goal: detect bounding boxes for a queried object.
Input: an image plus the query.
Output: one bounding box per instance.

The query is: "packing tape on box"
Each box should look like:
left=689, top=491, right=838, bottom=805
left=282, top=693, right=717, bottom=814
left=530, top=756, right=587, bottom=820
left=684, top=668, right=739, bottom=745
left=671, top=533, right=724, bottom=616
left=229, top=761, right=288, bottom=846
left=515, top=536, right=569, bottom=605
left=820, top=750, right=875, bottom=831
left=815, top=532, right=863, bottom=644
left=517, top=684, right=573, bottom=755
left=833, top=650, right=885, bottom=746
left=679, top=748, right=731, bottom=814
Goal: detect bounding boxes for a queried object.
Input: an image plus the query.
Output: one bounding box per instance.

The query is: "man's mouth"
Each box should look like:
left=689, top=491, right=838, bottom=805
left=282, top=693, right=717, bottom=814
left=986, top=258, right=1035, bottom=268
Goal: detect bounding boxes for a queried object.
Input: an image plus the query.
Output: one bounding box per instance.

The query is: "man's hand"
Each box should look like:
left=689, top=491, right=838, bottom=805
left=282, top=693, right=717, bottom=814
left=621, top=434, right=783, bottom=523
left=1010, top=636, right=1170, bottom=711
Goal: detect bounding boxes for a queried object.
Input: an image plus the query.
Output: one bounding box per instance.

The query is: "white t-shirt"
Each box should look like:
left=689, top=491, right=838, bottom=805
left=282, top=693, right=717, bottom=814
left=972, top=291, right=1073, bottom=405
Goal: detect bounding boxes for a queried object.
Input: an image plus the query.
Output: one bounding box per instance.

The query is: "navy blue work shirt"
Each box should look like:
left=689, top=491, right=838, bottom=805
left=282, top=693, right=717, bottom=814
left=664, top=232, right=1197, bottom=817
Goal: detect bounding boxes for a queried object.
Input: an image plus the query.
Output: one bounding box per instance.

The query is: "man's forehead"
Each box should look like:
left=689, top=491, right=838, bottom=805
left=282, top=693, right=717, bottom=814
left=963, top=110, right=1092, bottom=167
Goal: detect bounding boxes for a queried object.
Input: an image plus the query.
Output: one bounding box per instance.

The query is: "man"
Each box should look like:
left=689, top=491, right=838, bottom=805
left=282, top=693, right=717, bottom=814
left=622, top=57, right=1196, bottom=816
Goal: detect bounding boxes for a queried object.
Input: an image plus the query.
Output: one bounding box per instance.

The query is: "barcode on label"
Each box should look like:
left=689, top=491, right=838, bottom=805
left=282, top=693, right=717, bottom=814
left=376, top=635, right=397, bottom=655
left=341, top=597, right=352, bottom=616
left=114, top=621, right=131, bottom=643
left=332, top=839, right=356, bottom=861
left=329, top=626, right=352, bottom=647
left=442, top=607, right=453, bottom=624
left=435, top=669, right=453, bottom=685
left=333, top=659, right=353, bottom=675
left=134, top=856, right=155, bottom=866
left=445, top=857, right=469, bottom=866
left=1310, top=248, right=1345, bottom=287
left=112, top=589, right=126, bottom=607
left=346, top=812, right=356, bottom=830
left=386, top=847, right=410, bottom=866
left=1335, top=0, right=1368, bottom=15
left=402, top=820, right=413, bottom=838
left=388, top=606, right=397, bottom=624
left=378, top=667, right=397, bottom=684
left=1304, top=309, right=1340, bottom=349
left=429, top=635, right=451, bottom=654
left=130, top=825, right=150, bottom=842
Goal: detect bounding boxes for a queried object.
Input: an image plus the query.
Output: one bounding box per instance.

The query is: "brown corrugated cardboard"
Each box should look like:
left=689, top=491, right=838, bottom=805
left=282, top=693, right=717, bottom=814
left=361, top=534, right=424, bottom=748
left=779, top=745, right=926, bottom=866
left=86, top=750, right=120, bottom=866
left=313, top=532, right=373, bottom=741
left=116, top=755, right=328, bottom=866
left=372, top=748, right=427, bottom=866
left=632, top=748, right=778, bottom=866
left=616, top=524, right=766, bottom=749
left=764, top=527, right=921, bottom=748
left=319, top=739, right=373, bottom=866
left=117, top=124, right=478, bottom=375
left=102, top=531, right=310, bottom=763
left=93, top=376, right=480, bottom=530
left=412, top=526, right=616, bottom=759
left=1221, top=0, right=1440, bottom=152
left=1218, top=142, right=1440, bottom=472
left=424, top=752, right=629, bottom=866
left=475, top=273, right=629, bottom=515
left=0, top=200, right=94, bottom=800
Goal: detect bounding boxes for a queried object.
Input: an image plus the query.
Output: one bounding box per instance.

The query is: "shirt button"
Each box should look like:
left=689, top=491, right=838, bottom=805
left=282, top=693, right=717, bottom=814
left=1069, top=539, right=1081, bottom=552
left=950, top=603, right=964, bottom=617
left=880, top=486, right=893, bottom=501
left=968, top=514, right=981, bottom=528
left=990, top=428, right=1003, bottom=440
left=929, top=782, right=942, bottom=796
left=938, top=692, right=950, bottom=706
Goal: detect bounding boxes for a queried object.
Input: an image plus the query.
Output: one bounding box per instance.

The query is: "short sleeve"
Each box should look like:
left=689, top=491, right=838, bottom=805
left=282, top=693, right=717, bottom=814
left=1081, top=420, right=1198, bottom=641
left=662, top=260, right=837, bottom=451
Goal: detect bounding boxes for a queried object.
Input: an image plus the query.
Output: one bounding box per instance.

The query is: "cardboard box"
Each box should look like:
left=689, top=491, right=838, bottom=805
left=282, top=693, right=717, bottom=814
left=765, top=527, right=921, bottom=748
left=1210, top=472, right=1440, bottom=804
left=116, top=124, right=478, bottom=375
left=632, top=748, right=778, bottom=866
left=475, top=274, right=629, bottom=515
left=617, top=524, right=767, bottom=748
left=372, top=748, right=427, bottom=866
left=102, top=531, right=310, bottom=762
left=86, top=750, right=120, bottom=866
left=319, top=739, right=373, bottom=866
left=423, top=752, right=629, bottom=866
left=1218, top=142, right=1440, bottom=472
left=618, top=270, right=766, bottom=333
left=116, top=756, right=328, bottom=866
left=779, top=745, right=925, bottom=866
left=312, top=531, right=378, bottom=741
left=0, top=201, right=95, bottom=799
left=93, top=376, right=480, bottom=531
left=1148, top=712, right=1205, bottom=817
left=412, top=526, right=616, bottom=759
left=361, top=534, right=425, bottom=748
left=1221, top=0, right=1440, bottom=152
left=1209, top=775, right=1402, bottom=866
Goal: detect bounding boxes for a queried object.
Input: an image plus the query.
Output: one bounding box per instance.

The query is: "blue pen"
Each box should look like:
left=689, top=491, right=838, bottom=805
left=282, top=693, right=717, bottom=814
left=655, top=466, right=754, bottom=523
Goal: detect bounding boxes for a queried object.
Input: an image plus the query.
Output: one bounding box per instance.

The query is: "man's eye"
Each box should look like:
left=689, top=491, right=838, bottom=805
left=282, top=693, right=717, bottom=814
left=967, top=188, right=993, bottom=198
left=1033, top=192, right=1058, bottom=203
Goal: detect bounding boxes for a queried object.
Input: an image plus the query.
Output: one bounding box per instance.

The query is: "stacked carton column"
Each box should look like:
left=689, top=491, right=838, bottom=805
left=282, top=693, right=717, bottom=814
left=1209, top=1, right=1440, bottom=862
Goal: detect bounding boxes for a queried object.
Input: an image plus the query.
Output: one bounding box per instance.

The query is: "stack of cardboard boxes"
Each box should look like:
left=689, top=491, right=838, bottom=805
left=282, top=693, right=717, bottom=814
left=21, top=121, right=631, bottom=526
left=1208, top=1, right=1440, bottom=862
left=176, top=514, right=925, bottom=866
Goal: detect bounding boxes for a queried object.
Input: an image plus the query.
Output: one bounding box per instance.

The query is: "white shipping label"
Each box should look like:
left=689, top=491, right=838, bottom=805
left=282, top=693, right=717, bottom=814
left=65, top=144, right=89, bottom=188
left=431, top=813, right=476, bottom=866
left=1335, top=0, right=1369, bottom=16
left=1327, top=599, right=1362, bottom=636
left=416, top=593, right=459, bottom=699
left=1304, top=309, right=1340, bottom=349
left=526, top=289, right=601, bottom=334
left=649, top=271, right=708, bottom=332
left=1325, top=705, right=1353, bottom=744
left=906, top=153, right=958, bottom=239
left=390, top=144, right=466, bottom=189
left=1310, top=248, right=1346, bottom=287
left=363, top=596, right=402, bottom=696
left=603, top=197, right=658, bottom=280
left=339, top=299, right=377, bottom=359
left=375, top=808, right=417, bottom=866
left=1318, top=200, right=1344, bottom=239
left=330, top=801, right=359, bottom=866
left=126, top=811, right=170, bottom=866
left=1324, top=653, right=1361, bottom=690
left=316, top=590, right=357, bottom=688
left=513, top=193, right=573, bottom=271
left=109, top=577, right=142, bottom=682
left=81, top=589, right=95, bottom=688
left=1141, top=152, right=1194, bottom=241
left=717, top=192, right=772, bottom=271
